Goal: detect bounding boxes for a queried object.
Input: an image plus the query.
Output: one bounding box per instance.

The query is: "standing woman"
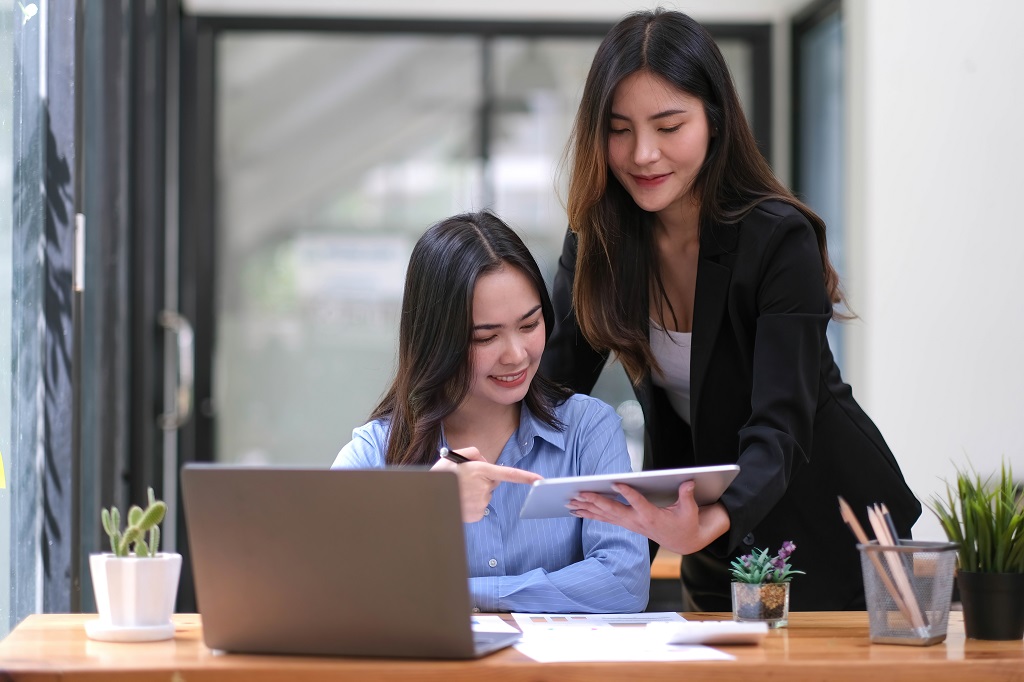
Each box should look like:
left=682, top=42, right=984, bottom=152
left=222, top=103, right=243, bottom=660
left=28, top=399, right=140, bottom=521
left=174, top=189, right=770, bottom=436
left=543, top=9, right=920, bottom=611
left=333, top=211, right=649, bottom=614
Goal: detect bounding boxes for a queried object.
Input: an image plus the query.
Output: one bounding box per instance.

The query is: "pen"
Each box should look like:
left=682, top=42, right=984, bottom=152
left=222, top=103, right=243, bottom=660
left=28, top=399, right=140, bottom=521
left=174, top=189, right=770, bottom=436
left=439, top=447, right=471, bottom=464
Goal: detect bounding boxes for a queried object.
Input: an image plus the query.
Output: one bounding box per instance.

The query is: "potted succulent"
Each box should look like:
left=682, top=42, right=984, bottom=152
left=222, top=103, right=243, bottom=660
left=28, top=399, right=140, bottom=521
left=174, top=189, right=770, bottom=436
left=86, top=487, right=182, bottom=642
left=729, top=540, right=804, bottom=628
left=930, top=461, right=1024, bottom=640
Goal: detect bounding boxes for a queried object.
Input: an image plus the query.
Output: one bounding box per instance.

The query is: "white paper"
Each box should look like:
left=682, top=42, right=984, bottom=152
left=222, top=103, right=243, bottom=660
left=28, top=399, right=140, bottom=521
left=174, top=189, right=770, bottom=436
left=509, top=612, right=734, bottom=663
left=470, top=615, right=520, bottom=634
left=512, top=611, right=685, bottom=633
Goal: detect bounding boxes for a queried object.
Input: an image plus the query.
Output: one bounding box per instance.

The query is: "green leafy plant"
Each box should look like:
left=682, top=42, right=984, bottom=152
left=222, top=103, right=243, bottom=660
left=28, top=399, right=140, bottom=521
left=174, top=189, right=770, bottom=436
left=929, top=460, right=1024, bottom=573
left=729, top=540, right=805, bottom=584
left=100, top=487, right=167, bottom=558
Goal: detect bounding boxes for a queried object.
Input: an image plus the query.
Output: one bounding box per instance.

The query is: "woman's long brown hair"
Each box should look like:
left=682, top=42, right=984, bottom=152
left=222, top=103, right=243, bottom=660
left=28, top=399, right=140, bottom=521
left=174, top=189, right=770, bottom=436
left=565, top=9, right=846, bottom=385
left=371, top=211, right=570, bottom=466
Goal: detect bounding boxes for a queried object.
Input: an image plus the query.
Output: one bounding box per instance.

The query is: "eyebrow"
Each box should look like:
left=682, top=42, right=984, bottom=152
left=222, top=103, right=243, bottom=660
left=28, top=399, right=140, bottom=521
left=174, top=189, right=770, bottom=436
left=473, top=304, right=543, bottom=331
left=610, top=109, right=688, bottom=122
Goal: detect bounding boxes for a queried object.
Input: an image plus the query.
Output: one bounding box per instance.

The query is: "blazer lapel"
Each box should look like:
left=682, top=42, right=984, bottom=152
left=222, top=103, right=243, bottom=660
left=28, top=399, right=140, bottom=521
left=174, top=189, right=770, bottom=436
left=690, top=222, right=738, bottom=447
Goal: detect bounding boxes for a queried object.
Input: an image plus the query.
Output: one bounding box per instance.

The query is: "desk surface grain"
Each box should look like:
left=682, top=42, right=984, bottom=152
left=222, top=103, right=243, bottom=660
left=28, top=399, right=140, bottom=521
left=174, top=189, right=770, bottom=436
left=1, top=612, right=1022, bottom=682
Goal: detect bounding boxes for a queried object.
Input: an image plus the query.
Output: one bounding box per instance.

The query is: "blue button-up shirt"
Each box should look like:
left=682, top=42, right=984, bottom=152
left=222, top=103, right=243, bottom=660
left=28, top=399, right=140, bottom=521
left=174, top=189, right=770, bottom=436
left=332, top=393, right=650, bottom=613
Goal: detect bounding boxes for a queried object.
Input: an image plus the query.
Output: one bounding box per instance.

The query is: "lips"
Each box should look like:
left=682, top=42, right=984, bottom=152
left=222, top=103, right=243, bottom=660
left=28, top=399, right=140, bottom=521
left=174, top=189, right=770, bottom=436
left=490, top=369, right=527, bottom=388
left=631, top=173, right=670, bottom=188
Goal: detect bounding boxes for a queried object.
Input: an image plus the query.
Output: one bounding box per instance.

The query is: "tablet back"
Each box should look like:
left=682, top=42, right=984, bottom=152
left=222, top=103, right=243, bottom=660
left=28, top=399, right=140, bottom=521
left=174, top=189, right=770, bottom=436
left=181, top=465, right=518, bottom=659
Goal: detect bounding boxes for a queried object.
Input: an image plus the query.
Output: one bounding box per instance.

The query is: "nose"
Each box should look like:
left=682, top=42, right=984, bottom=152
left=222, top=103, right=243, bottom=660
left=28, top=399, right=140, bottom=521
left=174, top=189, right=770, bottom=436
left=500, top=336, right=528, bottom=365
left=632, top=130, right=661, bottom=166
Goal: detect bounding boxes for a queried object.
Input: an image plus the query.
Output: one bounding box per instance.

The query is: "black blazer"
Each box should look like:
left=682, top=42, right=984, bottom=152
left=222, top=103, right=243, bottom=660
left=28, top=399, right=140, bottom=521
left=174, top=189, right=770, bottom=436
left=541, top=200, right=921, bottom=611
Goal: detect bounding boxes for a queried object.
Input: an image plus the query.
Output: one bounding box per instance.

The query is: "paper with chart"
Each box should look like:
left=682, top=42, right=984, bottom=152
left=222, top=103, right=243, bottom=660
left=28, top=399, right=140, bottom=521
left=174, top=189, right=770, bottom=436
left=470, top=615, right=520, bottom=634
left=510, top=612, right=735, bottom=663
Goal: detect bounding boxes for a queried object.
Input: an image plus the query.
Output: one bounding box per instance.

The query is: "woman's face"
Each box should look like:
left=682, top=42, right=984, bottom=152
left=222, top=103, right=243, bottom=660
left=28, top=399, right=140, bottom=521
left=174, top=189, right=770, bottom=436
left=463, top=265, right=545, bottom=413
left=606, top=70, right=711, bottom=217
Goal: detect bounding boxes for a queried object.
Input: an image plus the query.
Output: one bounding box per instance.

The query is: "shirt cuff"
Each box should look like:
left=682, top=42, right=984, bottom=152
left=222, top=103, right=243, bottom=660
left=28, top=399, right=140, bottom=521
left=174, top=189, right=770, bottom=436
left=471, top=576, right=500, bottom=612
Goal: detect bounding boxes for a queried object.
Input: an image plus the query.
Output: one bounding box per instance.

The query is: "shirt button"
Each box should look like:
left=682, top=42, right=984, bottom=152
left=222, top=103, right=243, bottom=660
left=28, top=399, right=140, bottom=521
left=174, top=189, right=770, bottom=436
left=488, top=558, right=498, bottom=568
left=483, top=508, right=490, bottom=516
left=743, top=533, right=756, bottom=546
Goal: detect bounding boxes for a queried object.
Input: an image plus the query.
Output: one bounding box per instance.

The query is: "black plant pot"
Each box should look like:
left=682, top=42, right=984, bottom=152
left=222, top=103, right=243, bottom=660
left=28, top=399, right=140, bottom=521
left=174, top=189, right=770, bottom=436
left=957, top=571, right=1024, bottom=640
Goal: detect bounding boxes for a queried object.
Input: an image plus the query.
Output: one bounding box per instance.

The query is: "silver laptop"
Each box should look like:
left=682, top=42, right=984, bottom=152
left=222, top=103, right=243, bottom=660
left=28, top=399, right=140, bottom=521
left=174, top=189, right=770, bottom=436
left=181, top=464, right=521, bottom=659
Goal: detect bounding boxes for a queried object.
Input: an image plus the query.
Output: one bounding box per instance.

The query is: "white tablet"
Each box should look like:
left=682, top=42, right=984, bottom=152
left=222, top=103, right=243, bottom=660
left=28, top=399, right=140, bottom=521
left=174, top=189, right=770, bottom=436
left=518, top=464, right=740, bottom=519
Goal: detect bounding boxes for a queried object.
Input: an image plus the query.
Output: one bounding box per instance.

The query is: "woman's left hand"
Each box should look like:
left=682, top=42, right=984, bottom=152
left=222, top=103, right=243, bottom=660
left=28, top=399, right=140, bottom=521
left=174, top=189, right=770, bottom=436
left=566, top=480, right=730, bottom=555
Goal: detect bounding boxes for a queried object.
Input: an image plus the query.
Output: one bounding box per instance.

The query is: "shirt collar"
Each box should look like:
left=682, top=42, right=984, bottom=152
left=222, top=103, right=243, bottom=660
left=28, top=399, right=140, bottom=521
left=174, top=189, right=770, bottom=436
left=505, top=402, right=566, bottom=466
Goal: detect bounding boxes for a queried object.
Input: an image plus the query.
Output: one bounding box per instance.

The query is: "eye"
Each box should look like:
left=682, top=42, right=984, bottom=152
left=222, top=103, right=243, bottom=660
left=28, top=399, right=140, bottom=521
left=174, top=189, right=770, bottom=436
left=608, top=127, right=629, bottom=135
left=659, top=123, right=682, bottom=133
left=473, top=335, right=496, bottom=345
left=521, top=320, right=541, bottom=332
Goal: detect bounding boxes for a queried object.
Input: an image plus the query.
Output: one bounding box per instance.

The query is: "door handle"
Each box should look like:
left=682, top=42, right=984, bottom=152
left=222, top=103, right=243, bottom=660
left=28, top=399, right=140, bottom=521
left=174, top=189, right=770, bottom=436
left=158, top=310, right=194, bottom=430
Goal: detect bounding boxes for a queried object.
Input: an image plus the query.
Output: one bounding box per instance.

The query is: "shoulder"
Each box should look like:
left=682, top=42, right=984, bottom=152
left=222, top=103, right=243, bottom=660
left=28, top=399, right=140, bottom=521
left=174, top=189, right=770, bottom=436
left=331, top=418, right=390, bottom=469
left=555, top=393, right=621, bottom=426
left=735, top=200, right=819, bottom=259
left=742, top=200, right=812, bottom=234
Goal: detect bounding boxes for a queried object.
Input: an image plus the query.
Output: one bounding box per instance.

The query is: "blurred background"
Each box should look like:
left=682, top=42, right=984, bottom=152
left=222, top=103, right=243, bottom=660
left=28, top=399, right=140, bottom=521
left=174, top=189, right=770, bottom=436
left=2, top=0, right=1022, bottom=633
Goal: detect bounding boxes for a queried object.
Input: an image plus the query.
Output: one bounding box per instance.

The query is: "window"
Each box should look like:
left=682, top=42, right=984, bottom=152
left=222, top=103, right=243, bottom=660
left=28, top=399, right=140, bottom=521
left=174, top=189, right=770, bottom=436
left=795, top=2, right=845, bottom=364
left=188, top=19, right=771, bottom=474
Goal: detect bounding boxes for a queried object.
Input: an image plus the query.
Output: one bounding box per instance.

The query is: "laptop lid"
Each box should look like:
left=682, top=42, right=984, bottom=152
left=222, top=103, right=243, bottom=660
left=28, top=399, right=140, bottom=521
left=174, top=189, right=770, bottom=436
left=181, top=464, right=519, bottom=659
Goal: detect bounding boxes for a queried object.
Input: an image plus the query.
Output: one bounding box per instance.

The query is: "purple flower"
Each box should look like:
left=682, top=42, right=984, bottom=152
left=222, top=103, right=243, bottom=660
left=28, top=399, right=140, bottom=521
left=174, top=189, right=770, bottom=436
left=778, top=541, right=796, bottom=559
left=771, top=557, right=786, bottom=571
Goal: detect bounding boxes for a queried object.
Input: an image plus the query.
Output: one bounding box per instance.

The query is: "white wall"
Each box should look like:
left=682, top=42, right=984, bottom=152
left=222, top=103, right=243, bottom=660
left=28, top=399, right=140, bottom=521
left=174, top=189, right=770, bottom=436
left=846, top=0, right=1024, bottom=540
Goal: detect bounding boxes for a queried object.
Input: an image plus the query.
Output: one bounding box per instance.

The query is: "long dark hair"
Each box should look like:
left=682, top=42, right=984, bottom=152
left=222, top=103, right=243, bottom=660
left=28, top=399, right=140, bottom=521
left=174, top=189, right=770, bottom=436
left=565, top=8, right=845, bottom=384
left=371, top=211, right=570, bottom=466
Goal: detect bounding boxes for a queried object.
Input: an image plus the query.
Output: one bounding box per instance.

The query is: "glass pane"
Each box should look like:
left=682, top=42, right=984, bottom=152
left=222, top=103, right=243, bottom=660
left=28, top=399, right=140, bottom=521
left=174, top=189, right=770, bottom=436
left=717, top=40, right=755, bottom=127
left=215, top=33, right=482, bottom=465
left=0, top=0, right=13, bottom=638
left=214, top=29, right=767, bottom=472
left=797, top=12, right=845, bottom=364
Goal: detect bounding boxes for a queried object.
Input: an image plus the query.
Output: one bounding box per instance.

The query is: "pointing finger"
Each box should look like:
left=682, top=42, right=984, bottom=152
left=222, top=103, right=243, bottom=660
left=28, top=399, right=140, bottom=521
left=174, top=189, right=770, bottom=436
left=487, top=465, right=543, bottom=485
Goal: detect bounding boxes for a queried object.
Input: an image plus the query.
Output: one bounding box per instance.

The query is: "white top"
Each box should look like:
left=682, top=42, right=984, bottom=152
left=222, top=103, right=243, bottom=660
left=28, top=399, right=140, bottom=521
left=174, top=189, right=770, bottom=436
left=649, top=318, right=692, bottom=425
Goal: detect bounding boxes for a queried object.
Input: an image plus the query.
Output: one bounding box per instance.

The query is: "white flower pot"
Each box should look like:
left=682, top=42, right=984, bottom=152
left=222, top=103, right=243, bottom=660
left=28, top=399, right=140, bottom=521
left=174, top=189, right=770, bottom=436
left=89, top=552, right=182, bottom=629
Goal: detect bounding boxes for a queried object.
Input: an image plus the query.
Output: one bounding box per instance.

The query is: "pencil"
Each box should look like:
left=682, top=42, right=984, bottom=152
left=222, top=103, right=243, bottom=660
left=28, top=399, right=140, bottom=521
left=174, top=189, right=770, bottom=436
left=837, top=497, right=914, bottom=625
left=866, top=505, right=928, bottom=632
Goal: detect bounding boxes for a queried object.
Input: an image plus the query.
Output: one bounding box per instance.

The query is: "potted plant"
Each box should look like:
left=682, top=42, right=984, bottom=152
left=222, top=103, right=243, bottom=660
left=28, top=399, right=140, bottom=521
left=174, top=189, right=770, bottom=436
left=930, top=461, right=1024, bottom=640
left=86, top=487, right=182, bottom=642
left=729, top=540, right=804, bottom=628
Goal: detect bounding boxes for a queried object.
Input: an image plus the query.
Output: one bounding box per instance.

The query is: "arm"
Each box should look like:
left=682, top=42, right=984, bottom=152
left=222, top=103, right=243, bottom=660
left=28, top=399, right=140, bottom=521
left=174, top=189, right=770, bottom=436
left=469, top=400, right=650, bottom=613
left=568, top=211, right=830, bottom=557
left=713, top=211, right=832, bottom=554
left=540, top=229, right=609, bottom=393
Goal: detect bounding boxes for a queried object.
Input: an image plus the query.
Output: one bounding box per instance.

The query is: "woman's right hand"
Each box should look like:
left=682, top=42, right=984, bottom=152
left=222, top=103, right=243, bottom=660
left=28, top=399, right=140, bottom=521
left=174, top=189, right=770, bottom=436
left=566, top=480, right=731, bottom=554
left=431, top=447, right=542, bottom=522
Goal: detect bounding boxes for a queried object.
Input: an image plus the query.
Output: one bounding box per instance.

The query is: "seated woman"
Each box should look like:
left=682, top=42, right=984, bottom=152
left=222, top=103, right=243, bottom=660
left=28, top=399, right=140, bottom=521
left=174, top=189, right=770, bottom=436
left=332, top=211, right=649, bottom=614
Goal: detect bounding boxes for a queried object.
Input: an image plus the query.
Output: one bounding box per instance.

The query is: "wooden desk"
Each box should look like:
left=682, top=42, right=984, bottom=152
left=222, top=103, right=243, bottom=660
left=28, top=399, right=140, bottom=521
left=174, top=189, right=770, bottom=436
left=650, top=547, right=682, bottom=580
left=1, top=612, right=1021, bottom=681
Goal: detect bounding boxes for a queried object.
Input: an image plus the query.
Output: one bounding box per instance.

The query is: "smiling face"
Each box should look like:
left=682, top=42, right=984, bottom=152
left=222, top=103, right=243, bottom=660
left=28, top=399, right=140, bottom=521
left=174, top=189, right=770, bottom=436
left=463, top=265, right=546, bottom=415
left=607, top=69, right=711, bottom=218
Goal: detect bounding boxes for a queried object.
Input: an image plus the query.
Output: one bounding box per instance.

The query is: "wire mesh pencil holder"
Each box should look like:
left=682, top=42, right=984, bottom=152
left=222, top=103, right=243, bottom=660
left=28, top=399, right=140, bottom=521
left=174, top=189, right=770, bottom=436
left=857, top=541, right=958, bottom=646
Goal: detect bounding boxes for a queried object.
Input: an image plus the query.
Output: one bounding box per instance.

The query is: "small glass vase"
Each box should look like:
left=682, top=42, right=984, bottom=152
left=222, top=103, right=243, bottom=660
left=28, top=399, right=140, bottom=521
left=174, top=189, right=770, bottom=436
left=731, top=581, right=790, bottom=628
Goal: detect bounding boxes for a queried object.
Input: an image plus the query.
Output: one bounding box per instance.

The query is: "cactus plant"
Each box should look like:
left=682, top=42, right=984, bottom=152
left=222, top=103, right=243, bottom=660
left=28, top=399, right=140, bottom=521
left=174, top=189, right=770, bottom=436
left=100, top=487, right=167, bottom=557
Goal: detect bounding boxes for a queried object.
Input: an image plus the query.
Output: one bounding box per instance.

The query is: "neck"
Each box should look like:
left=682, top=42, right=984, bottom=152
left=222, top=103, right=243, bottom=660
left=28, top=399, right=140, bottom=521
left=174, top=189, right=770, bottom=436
left=655, top=200, right=701, bottom=245
left=443, top=400, right=522, bottom=463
